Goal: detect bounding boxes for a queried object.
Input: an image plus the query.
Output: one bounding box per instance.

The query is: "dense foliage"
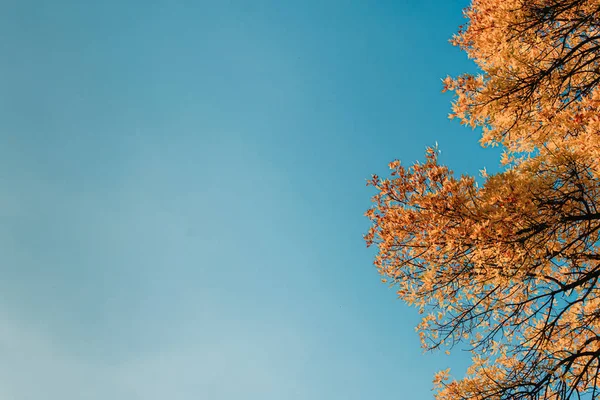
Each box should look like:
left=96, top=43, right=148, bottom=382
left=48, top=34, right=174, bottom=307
left=366, top=1, right=600, bottom=398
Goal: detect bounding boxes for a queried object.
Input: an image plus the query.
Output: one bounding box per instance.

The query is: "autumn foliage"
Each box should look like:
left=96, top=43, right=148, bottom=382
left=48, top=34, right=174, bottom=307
left=366, top=1, right=600, bottom=399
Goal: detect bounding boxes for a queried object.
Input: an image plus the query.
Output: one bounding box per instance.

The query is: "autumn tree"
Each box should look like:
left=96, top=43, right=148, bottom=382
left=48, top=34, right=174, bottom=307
left=366, top=1, right=600, bottom=398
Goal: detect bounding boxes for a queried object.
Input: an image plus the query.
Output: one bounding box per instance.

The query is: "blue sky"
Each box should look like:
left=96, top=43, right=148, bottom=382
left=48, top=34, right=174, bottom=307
left=0, top=0, right=502, bottom=398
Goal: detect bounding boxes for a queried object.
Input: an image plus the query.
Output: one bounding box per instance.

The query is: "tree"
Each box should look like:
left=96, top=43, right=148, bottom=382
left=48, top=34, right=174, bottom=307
left=365, top=1, right=600, bottom=398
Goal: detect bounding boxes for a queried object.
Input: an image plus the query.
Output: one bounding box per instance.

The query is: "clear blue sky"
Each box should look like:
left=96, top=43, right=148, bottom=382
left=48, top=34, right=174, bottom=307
left=0, top=0, right=502, bottom=398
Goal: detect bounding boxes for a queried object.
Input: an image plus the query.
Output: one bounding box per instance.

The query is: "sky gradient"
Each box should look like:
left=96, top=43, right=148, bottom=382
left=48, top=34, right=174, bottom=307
left=0, top=0, right=502, bottom=398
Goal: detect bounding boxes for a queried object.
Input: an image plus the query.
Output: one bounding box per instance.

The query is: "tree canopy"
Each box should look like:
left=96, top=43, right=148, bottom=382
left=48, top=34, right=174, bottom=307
left=366, top=1, right=600, bottom=398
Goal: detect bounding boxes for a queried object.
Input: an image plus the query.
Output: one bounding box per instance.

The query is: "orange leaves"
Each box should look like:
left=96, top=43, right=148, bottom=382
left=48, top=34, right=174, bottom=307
left=388, top=159, right=401, bottom=171
left=366, top=1, right=600, bottom=398
left=366, top=148, right=600, bottom=397
left=366, top=173, right=379, bottom=187
left=433, top=368, right=452, bottom=390
left=444, top=0, right=600, bottom=154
